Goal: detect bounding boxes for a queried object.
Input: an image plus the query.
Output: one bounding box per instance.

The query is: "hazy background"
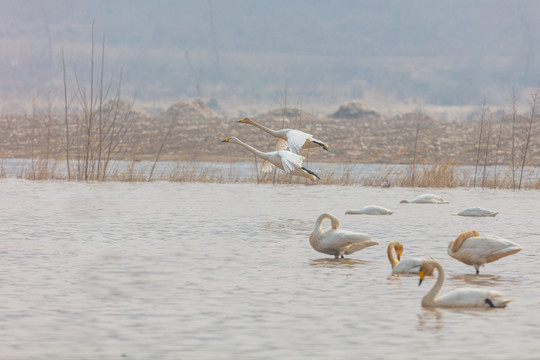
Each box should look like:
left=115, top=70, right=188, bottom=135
left=1, top=0, right=539, bottom=117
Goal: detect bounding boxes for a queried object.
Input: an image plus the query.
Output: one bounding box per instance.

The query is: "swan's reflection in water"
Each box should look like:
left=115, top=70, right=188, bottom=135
left=449, top=273, right=516, bottom=287
left=417, top=308, right=444, bottom=333
left=263, top=218, right=312, bottom=231
left=309, top=258, right=372, bottom=268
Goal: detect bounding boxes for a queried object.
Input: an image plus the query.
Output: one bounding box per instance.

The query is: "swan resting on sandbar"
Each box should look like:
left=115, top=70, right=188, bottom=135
left=400, top=194, right=449, bottom=204
left=238, top=117, right=329, bottom=153
left=309, top=213, right=379, bottom=259
left=418, top=259, right=512, bottom=308
left=345, top=205, right=394, bottom=215
left=222, top=137, right=320, bottom=180
left=447, top=230, right=522, bottom=274
left=387, top=241, right=432, bottom=275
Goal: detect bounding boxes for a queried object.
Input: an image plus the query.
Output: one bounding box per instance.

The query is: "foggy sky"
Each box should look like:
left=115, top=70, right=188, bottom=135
left=1, top=0, right=539, bottom=114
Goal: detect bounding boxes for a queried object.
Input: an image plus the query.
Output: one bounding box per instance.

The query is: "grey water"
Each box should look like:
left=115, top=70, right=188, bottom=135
left=0, top=179, right=539, bottom=359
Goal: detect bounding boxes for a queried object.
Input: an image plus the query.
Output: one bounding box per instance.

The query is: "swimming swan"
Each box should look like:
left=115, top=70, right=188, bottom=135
left=238, top=117, right=329, bottom=153
left=447, top=230, right=522, bottom=274
left=309, top=213, right=379, bottom=259
left=456, top=207, right=499, bottom=217
left=400, top=194, right=449, bottom=204
left=345, top=205, right=394, bottom=215
left=418, top=259, right=512, bottom=308
left=222, top=137, right=320, bottom=180
left=387, top=241, right=432, bottom=275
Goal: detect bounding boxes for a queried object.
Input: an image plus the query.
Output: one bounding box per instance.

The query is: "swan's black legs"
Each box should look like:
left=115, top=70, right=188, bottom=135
left=301, top=166, right=321, bottom=180
left=312, top=140, right=329, bottom=152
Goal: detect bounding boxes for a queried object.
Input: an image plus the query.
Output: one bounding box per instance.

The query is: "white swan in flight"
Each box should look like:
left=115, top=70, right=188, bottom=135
left=345, top=205, right=394, bottom=215
left=309, top=213, right=379, bottom=259
left=447, top=230, right=522, bottom=274
left=238, top=117, right=329, bottom=153
left=222, top=137, right=320, bottom=180
left=387, top=241, right=432, bottom=275
left=456, top=207, right=498, bottom=217
left=418, top=259, right=512, bottom=308
left=400, top=194, right=449, bottom=204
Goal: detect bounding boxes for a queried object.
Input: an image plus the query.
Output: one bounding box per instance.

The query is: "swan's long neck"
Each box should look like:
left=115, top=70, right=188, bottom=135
left=310, top=213, right=337, bottom=250
left=387, top=243, right=399, bottom=268
left=248, top=120, right=282, bottom=138
left=422, top=261, right=444, bottom=307
left=314, top=213, right=339, bottom=233
left=450, top=230, right=477, bottom=252
left=231, top=138, right=268, bottom=160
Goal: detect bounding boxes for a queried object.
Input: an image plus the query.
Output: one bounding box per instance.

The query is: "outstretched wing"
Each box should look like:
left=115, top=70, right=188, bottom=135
left=286, top=130, right=311, bottom=154
left=261, top=160, right=275, bottom=173
left=278, top=150, right=304, bottom=173
left=275, top=138, right=288, bottom=151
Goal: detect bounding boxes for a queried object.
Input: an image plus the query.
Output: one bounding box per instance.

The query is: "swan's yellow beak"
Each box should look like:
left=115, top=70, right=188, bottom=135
left=418, top=269, right=425, bottom=286
left=238, top=118, right=248, bottom=123
left=397, top=250, right=403, bottom=261
left=332, top=226, right=337, bottom=230
left=222, top=138, right=231, bottom=142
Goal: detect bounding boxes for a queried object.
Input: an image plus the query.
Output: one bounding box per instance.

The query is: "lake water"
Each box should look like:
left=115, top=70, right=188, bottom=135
left=0, top=178, right=538, bottom=359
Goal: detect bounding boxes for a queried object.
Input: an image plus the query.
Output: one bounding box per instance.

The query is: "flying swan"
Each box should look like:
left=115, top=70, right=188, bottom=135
left=447, top=230, right=522, bottom=274
left=418, top=259, right=512, bottom=308
left=387, top=241, right=432, bottom=275
left=309, top=213, right=379, bottom=259
left=345, top=205, right=394, bottom=215
left=238, top=117, right=329, bottom=153
left=456, top=207, right=499, bottom=217
left=400, top=194, right=449, bottom=204
left=222, top=137, right=320, bottom=180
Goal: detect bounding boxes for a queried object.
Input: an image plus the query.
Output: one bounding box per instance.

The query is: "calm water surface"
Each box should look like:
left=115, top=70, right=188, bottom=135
left=0, top=179, right=539, bottom=359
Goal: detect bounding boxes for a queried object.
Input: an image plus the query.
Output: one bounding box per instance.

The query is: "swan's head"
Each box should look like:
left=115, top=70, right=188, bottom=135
left=399, top=199, right=409, bottom=203
left=221, top=137, right=239, bottom=144
left=396, top=246, right=403, bottom=261
left=418, top=260, right=437, bottom=285
left=388, top=241, right=404, bottom=260
left=238, top=117, right=255, bottom=124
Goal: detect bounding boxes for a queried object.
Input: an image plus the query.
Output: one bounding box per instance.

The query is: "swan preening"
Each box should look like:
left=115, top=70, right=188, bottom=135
left=447, top=230, right=522, bottom=274
left=238, top=117, right=329, bottom=153
left=418, top=259, right=512, bottom=308
left=387, top=241, right=432, bottom=275
left=222, top=137, right=320, bottom=180
left=456, top=207, right=499, bottom=217
left=345, top=205, right=394, bottom=215
left=309, top=213, right=379, bottom=259
left=400, top=194, right=449, bottom=204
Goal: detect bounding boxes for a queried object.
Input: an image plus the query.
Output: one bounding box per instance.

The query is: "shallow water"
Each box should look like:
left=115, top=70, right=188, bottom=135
left=0, top=179, right=539, bottom=359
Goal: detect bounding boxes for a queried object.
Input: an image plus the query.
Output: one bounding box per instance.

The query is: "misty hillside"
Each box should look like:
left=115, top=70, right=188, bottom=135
left=1, top=0, right=540, bottom=114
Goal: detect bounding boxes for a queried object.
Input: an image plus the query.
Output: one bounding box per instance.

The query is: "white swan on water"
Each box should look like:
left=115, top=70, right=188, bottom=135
left=222, top=137, right=320, bottom=180
left=456, top=207, right=498, bottom=217
left=400, top=194, right=449, bottom=204
left=309, top=213, right=379, bottom=259
left=418, top=259, right=512, bottom=308
left=387, top=241, right=431, bottom=275
left=447, top=230, right=522, bottom=274
left=345, top=205, right=394, bottom=215
left=238, top=117, right=329, bottom=153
